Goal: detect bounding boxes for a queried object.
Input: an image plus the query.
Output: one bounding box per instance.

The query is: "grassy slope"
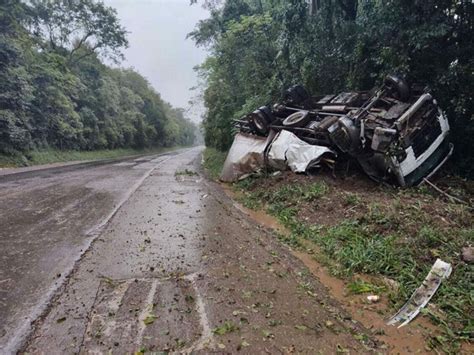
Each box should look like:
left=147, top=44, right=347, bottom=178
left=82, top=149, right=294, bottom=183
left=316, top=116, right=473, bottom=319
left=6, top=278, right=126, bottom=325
left=235, top=174, right=473, bottom=353
left=202, top=148, right=473, bottom=353
left=202, top=147, right=227, bottom=180
left=0, top=146, right=186, bottom=168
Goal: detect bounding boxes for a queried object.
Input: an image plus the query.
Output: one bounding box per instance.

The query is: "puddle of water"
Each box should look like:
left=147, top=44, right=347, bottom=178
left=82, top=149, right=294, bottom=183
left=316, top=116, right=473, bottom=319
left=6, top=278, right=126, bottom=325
left=233, top=202, right=289, bottom=235
left=221, top=183, right=436, bottom=354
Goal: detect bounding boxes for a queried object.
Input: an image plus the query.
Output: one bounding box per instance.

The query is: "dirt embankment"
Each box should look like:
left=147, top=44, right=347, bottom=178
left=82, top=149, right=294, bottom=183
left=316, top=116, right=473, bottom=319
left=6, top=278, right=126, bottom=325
left=222, top=168, right=473, bottom=354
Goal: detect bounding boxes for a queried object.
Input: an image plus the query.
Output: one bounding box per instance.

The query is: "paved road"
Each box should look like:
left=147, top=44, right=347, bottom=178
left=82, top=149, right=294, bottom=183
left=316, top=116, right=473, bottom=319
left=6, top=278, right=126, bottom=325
left=1, top=147, right=377, bottom=353
left=0, top=149, right=189, bottom=352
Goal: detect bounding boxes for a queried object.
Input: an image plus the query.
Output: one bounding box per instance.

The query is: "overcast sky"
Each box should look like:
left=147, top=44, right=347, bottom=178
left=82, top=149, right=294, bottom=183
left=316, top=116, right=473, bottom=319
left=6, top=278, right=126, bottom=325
left=103, top=0, right=209, bottom=121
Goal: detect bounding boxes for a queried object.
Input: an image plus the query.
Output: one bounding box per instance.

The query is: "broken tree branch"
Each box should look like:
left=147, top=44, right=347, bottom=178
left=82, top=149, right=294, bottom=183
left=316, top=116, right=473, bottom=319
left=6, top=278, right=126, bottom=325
left=423, top=178, right=472, bottom=208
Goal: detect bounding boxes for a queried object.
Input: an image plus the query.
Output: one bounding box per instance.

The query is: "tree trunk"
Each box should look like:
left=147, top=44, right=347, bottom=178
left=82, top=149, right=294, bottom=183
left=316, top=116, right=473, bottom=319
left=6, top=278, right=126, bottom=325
left=309, top=0, right=321, bottom=16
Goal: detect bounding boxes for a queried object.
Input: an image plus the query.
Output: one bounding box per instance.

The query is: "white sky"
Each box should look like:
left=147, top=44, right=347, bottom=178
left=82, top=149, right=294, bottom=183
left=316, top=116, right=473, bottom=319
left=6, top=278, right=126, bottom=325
left=103, top=0, right=209, bottom=122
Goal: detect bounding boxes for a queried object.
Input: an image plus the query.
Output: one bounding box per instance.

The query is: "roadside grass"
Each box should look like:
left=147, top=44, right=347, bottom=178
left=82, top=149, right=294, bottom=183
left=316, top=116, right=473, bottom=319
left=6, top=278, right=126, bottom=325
left=175, top=169, right=198, bottom=176
left=0, top=146, right=186, bottom=168
left=202, top=147, right=227, bottom=180
left=344, top=192, right=362, bottom=206
left=233, top=175, right=473, bottom=352
left=347, top=279, right=387, bottom=295
left=0, top=151, right=29, bottom=167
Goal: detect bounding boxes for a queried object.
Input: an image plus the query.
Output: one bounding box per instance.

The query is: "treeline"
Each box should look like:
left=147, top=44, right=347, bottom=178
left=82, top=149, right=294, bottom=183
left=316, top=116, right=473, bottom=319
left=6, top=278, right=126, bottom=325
left=190, top=0, right=473, bottom=177
left=0, top=0, right=196, bottom=157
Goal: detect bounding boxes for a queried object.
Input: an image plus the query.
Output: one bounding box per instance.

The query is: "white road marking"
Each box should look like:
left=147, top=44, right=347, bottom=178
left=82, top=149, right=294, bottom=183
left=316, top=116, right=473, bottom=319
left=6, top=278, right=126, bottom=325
left=136, top=279, right=159, bottom=346
left=180, top=272, right=214, bottom=354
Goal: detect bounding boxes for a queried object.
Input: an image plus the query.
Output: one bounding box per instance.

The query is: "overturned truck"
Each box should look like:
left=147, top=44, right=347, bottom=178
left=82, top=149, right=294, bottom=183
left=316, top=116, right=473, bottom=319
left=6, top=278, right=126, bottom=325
left=223, top=75, right=453, bottom=187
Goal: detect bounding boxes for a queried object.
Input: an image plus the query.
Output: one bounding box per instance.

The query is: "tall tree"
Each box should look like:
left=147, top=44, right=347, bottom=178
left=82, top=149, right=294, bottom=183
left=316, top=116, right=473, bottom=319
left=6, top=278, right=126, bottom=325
left=30, top=0, right=128, bottom=64
left=0, top=0, right=196, bottom=157
left=0, top=0, right=34, bottom=153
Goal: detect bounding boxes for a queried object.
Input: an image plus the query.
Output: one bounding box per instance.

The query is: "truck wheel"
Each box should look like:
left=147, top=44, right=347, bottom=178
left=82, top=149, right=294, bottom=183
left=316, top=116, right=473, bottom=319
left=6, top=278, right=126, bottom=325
left=294, top=85, right=310, bottom=101
left=284, top=85, right=310, bottom=105
left=257, top=106, right=275, bottom=124
left=282, top=111, right=311, bottom=127
left=249, top=111, right=270, bottom=135
left=384, top=74, right=410, bottom=102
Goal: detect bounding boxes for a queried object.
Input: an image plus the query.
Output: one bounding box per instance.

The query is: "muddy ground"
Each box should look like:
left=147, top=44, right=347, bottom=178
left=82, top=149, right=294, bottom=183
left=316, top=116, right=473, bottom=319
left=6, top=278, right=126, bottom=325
left=229, top=165, right=473, bottom=354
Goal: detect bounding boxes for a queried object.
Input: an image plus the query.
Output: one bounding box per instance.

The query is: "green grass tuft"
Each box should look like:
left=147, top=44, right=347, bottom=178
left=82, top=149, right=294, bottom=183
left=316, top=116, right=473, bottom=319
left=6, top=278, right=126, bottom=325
left=344, top=192, right=361, bottom=206
left=175, top=169, right=198, bottom=176
left=347, top=279, right=387, bottom=294
left=202, top=147, right=227, bottom=181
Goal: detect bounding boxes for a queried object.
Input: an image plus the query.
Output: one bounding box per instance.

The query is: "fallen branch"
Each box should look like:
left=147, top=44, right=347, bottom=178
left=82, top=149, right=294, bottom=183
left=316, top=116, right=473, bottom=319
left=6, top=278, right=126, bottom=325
left=423, top=178, right=472, bottom=208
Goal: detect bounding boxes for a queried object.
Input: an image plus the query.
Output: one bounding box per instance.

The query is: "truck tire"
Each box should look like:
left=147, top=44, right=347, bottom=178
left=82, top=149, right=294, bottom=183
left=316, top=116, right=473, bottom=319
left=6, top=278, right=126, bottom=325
left=282, top=111, right=311, bottom=127
left=249, top=111, right=270, bottom=136
left=384, top=74, right=410, bottom=102
left=257, top=106, right=275, bottom=124
left=284, top=85, right=310, bottom=105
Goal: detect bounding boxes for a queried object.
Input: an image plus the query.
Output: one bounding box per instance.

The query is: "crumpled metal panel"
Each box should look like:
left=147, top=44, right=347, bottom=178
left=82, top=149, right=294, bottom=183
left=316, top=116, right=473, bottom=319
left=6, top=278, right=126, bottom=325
left=267, top=130, right=336, bottom=173
left=267, top=130, right=304, bottom=170
left=220, top=133, right=275, bottom=182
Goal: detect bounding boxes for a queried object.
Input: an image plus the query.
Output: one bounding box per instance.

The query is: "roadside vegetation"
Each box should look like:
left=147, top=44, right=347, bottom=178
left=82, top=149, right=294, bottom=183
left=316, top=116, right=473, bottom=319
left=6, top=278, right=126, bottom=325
left=196, top=1, right=474, bottom=346
left=232, top=171, right=473, bottom=353
left=202, top=148, right=227, bottom=180
left=190, top=0, right=473, bottom=178
left=1, top=1, right=196, bottom=165
left=0, top=146, right=185, bottom=168
left=175, top=168, right=199, bottom=177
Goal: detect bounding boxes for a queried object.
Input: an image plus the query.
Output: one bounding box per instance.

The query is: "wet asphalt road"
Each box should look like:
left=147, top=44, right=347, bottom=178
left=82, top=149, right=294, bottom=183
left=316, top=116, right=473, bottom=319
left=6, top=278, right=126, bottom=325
left=0, top=149, right=191, bottom=352
left=1, top=147, right=376, bottom=354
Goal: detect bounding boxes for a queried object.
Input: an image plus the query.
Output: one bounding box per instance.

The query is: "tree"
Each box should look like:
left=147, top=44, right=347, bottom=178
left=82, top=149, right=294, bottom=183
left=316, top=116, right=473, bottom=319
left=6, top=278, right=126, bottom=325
left=30, top=0, right=128, bottom=64
left=190, top=0, right=473, bottom=177
left=0, top=0, right=34, bottom=153
left=0, top=0, right=196, bottom=157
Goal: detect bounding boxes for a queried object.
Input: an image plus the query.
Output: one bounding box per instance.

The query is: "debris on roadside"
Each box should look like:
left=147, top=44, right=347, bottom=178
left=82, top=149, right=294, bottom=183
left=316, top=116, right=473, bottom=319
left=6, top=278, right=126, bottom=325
left=387, top=259, right=452, bottom=328
left=267, top=130, right=336, bottom=173
left=220, top=133, right=275, bottom=182
left=461, top=246, right=474, bottom=264
left=366, top=295, right=380, bottom=304
left=223, top=74, right=453, bottom=186
left=423, top=178, right=472, bottom=207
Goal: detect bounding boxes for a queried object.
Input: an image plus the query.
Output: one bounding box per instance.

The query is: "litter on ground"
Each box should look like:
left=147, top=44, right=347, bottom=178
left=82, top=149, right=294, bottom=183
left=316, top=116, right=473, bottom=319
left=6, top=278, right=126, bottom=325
left=387, top=258, right=452, bottom=328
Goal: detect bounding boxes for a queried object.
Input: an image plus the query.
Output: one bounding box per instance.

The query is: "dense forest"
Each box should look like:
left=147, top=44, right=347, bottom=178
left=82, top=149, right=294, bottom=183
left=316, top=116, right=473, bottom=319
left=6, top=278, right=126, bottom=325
left=0, top=0, right=196, bottom=160
left=190, top=0, right=473, bottom=177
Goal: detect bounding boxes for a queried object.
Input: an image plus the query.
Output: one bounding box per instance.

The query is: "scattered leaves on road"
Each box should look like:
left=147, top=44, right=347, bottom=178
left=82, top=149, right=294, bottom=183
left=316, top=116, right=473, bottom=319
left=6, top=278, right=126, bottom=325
left=213, top=321, right=238, bottom=335
left=143, top=315, right=157, bottom=325
left=295, top=325, right=308, bottom=331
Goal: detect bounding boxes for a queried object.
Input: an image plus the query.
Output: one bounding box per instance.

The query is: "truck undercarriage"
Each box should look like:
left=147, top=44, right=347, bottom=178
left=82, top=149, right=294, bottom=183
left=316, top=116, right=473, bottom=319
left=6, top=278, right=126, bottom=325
left=231, top=75, right=453, bottom=186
